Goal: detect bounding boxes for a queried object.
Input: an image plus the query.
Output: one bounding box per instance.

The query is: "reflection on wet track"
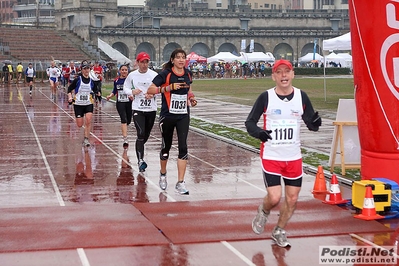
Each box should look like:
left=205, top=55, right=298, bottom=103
left=0, top=83, right=398, bottom=266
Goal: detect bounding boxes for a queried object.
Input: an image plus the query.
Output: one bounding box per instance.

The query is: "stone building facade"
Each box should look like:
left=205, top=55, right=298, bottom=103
left=55, top=0, right=350, bottom=65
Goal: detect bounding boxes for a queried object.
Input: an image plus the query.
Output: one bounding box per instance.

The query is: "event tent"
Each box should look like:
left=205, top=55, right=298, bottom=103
left=207, top=52, right=240, bottom=63
left=322, top=32, right=351, bottom=51
left=321, top=33, right=352, bottom=101
left=337, top=53, right=352, bottom=61
left=186, top=52, right=207, bottom=63
left=298, top=52, right=323, bottom=63
left=239, top=52, right=275, bottom=63
left=324, top=52, right=348, bottom=67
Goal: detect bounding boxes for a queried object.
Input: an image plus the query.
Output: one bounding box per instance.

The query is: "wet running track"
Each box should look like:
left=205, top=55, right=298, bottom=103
left=0, top=83, right=398, bottom=266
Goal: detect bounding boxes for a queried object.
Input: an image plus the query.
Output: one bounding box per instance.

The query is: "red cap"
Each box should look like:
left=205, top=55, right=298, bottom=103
left=136, top=52, right=150, bottom=62
left=272, top=59, right=293, bottom=72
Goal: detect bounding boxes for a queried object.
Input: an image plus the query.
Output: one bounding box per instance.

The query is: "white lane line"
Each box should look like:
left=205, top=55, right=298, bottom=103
left=77, top=248, right=91, bottom=266
left=32, top=90, right=92, bottom=266
left=52, top=90, right=261, bottom=264
left=221, top=241, right=256, bottom=266
left=350, top=233, right=399, bottom=259
left=21, top=90, right=65, bottom=207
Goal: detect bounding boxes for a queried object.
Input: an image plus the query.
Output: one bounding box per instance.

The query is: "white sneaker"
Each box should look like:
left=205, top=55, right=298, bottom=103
left=252, top=204, right=268, bottom=235
left=271, top=226, right=291, bottom=248
left=175, top=181, right=189, bottom=195
left=159, top=172, right=167, bottom=190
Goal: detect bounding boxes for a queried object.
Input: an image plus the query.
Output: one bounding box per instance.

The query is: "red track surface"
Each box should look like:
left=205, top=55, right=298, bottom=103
left=0, top=83, right=398, bottom=266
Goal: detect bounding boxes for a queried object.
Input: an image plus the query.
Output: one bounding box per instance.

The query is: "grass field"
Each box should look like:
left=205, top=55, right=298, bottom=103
left=103, top=76, right=355, bottom=113
left=103, top=76, right=354, bottom=112
left=189, top=76, right=354, bottom=112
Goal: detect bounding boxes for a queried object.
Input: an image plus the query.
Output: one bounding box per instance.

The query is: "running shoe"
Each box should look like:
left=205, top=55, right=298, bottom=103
left=175, top=181, right=189, bottom=195
left=159, top=172, right=167, bottom=190
left=123, top=137, right=129, bottom=148
left=271, top=226, right=291, bottom=248
left=252, top=204, right=268, bottom=235
left=82, top=137, right=90, bottom=147
left=138, top=159, right=147, bottom=172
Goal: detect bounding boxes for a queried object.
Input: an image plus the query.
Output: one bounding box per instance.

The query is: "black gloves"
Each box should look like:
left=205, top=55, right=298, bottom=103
left=259, top=130, right=272, bottom=142
left=312, top=112, right=322, bottom=127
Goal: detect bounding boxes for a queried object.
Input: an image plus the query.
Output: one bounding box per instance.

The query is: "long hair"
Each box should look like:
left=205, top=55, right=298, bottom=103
left=163, top=48, right=187, bottom=69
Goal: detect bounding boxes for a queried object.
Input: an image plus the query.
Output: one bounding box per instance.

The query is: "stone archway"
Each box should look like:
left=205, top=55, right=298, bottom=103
left=301, top=43, right=322, bottom=57
left=163, top=43, right=181, bottom=63
left=245, top=42, right=265, bottom=53
left=218, top=43, right=238, bottom=55
left=273, top=43, right=294, bottom=61
left=190, top=42, right=210, bottom=57
left=136, top=42, right=156, bottom=62
left=112, top=42, right=129, bottom=58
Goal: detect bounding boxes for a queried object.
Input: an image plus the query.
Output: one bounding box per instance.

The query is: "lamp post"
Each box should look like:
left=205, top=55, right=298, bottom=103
left=36, top=0, right=40, bottom=28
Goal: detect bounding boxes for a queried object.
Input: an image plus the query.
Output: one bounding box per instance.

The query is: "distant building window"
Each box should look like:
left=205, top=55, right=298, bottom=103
left=341, top=0, right=348, bottom=3
left=254, top=3, right=258, bottom=8
left=95, top=15, right=103, bottom=28
left=265, top=4, right=269, bottom=8
left=216, top=3, right=222, bottom=7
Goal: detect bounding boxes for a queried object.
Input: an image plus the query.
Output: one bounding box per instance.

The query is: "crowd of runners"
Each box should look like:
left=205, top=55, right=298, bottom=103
left=2, top=51, right=324, bottom=249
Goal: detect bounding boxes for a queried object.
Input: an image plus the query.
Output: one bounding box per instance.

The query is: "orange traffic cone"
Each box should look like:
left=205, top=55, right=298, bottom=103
left=354, top=185, right=384, bottom=220
left=312, top=165, right=328, bottom=194
left=323, top=174, right=348, bottom=205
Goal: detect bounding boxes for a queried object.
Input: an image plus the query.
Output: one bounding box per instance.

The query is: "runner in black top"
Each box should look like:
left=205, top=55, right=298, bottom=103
left=147, top=48, right=197, bottom=195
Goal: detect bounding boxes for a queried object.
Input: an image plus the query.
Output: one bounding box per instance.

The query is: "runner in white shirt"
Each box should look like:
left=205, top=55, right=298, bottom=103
left=245, top=59, right=322, bottom=248
left=67, top=60, right=96, bottom=147
left=25, top=63, right=36, bottom=94
left=123, top=52, right=158, bottom=172
left=46, top=60, right=61, bottom=99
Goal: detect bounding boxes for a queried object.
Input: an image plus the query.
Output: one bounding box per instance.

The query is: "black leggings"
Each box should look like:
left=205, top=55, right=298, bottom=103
left=93, top=81, right=102, bottom=102
left=133, top=110, right=156, bottom=162
left=159, top=115, right=189, bottom=160
left=116, top=101, right=132, bottom=125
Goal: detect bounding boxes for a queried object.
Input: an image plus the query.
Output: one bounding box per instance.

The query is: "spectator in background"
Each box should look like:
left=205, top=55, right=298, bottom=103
left=2, top=63, right=9, bottom=83
left=7, top=63, right=13, bottom=82
left=16, top=62, right=23, bottom=84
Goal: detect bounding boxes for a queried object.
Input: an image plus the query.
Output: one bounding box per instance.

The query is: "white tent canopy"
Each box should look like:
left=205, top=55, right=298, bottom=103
left=337, top=53, right=352, bottom=60
left=323, top=32, right=351, bottom=51
left=321, top=33, right=352, bottom=102
left=324, top=52, right=348, bottom=67
left=239, top=52, right=275, bottom=63
left=207, top=52, right=240, bottom=63
left=298, top=52, right=323, bottom=63
left=97, top=38, right=132, bottom=65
